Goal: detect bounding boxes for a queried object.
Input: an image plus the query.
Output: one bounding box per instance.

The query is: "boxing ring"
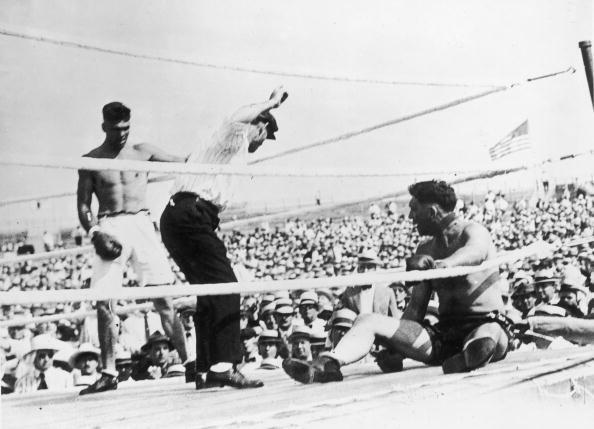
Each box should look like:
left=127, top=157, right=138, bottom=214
left=0, top=60, right=592, bottom=427
left=3, top=347, right=594, bottom=428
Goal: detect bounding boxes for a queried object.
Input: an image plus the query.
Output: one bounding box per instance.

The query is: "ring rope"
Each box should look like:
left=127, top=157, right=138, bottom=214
left=0, top=67, right=573, bottom=178
left=1, top=143, right=591, bottom=209
left=0, top=297, right=194, bottom=328
left=0, top=27, right=500, bottom=89
left=0, top=175, right=175, bottom=207
left=0, top=246, right=93, bottom=265
left=0, top=154, right=498, bottom=178
left=0, top=242, right=551, bottom=305
left=249, top=67, right=575, bottom=164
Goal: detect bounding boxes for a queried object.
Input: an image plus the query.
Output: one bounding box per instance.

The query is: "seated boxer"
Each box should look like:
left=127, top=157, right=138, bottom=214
left=283, top=180, right=511, bottom=383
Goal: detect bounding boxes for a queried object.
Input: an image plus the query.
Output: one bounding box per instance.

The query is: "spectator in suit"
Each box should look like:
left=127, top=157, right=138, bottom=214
left=14, top=334, right=72, bottom=394
left=338, top=250, right=400, bottom=317
left=274, top=298, right=298, bottom=359
left=132, top=332, right=183, bottom=380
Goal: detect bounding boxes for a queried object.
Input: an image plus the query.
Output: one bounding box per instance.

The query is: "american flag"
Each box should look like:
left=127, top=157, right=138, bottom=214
left=488, top=120, right=531, bottom=161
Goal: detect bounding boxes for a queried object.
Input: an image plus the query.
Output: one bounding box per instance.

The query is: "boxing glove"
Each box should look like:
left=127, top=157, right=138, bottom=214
left=406, top=254, right=436, bottom=271
left=92, top=231, right=122, bottom=261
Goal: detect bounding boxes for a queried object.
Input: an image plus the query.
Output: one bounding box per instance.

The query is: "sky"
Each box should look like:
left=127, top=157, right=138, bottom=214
left=0, top=0, right=592, bottom=235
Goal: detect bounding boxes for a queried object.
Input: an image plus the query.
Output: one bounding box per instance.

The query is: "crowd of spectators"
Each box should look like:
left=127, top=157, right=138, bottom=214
left=2, top=185, right=594, bottom=394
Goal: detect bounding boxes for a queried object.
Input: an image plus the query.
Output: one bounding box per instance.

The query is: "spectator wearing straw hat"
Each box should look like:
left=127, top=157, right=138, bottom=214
left=289, top=326, right=313, bottom=361
left=512, top=283, right=539, bottom=318
left=328, top=309, right=357, bottom=349
left=258, top=301, right=278, bottom=331
left=115, top=347, right=134, bottom=383
left=557, top=267, right=589, bottom=318
left=70, top=343, right=101, bottom=387
left=274, top=298, right=299, bottom=359
left=533, top=268, right=560, bottom=306
left=298, top=291, right=326, bottom=333
left=160, top=87, right=288, bottom=390
left=337, top=250, right=399, bottom=317
left=14, top=334, right=72, bottom=394
left=257, top=329, right=283, bottom=370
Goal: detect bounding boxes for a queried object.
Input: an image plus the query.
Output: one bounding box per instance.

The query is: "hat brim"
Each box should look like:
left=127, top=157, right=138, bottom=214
left=68, top=351, right=100, bottom=368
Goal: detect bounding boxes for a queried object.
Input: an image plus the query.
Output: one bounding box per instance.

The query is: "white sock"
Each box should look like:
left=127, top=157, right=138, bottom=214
left=209, top=362, right=233, bottom=373
left=103, top=369, right=118, bottom=377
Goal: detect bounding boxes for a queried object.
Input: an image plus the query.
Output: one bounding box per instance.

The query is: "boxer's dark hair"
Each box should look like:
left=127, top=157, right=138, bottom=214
left=408, top=180, right=457, bottom=211
left=102, top=102, right=131, bottom=122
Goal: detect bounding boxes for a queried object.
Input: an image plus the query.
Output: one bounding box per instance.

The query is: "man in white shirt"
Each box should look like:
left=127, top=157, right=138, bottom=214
left=14, top=334, right=72, bottom=394
left=160, top=87, right=288, bottom=389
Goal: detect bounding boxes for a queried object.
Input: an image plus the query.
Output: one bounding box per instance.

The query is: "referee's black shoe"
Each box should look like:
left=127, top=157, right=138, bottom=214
left=79, top=372, right=118, bottom=395
left=205, top=369, right=264, bottom=389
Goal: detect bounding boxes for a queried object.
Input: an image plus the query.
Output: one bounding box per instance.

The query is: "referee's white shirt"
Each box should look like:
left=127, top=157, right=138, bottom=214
left=171, top=120, right=251, bottom=212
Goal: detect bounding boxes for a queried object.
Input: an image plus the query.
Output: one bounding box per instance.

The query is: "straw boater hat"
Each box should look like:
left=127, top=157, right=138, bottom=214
left=163, top=364, right=186, bottom=378
left=330, top=309, right=357, bottom=329
left=260, top=294, right=276, bottom=308
left=25, top=334, right=63, bottom=357
left=259, top=302, right=276, bottom=316
left=512, top=282, right=536, bottom=297
left=310, top=330, right=327, bottom=347
left=258, top=329, right=281, bottom=345
left=289, top=326, right=311, bottom=342
left=68, top=343, right=101, bottom=368
left=532, top=268, right=558, bottom=286
left=560, top=267, right=588, bottom=299
left=115, top=347, right=132, bottom=365
left=357, top=249, right=381, bottom=266
left=274, top=298, right=294, bottom=315
left=298, top=291, right=318, bottom=306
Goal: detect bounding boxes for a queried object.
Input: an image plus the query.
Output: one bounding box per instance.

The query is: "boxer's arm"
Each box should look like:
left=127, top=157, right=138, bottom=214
left=228, top=86, right=288, bottom=124
left=435, top=223, right=491, bottom=268
left=401, top=281, right=432, bottom=323
left=77, top=170, right=97, bottom=233
left=135, top=143, right=189, bottom=162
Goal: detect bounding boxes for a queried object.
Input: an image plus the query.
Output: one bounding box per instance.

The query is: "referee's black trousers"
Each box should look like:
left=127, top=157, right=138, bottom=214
left=160, top=192, right=241, bottom=372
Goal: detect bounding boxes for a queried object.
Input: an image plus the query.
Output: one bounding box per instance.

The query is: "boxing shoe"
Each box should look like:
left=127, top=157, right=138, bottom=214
left=442, top=337, right=497, bottom=374
left=204, top=368, right=264, bottom=389
left=375, top=350, right=404, bottom=373
left=79, top=372, right=118, bottom=395
left=282, top=355, right=343, bottom=384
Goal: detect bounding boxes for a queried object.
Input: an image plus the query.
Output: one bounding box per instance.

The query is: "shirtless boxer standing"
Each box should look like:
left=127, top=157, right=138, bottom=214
left=283, top=180, right=511, bottom=383
left=77, top=102, right=188, bottom=394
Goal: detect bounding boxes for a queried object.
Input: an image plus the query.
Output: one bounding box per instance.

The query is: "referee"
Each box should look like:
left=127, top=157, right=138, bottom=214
left=160, top=87, right=288, bottom=389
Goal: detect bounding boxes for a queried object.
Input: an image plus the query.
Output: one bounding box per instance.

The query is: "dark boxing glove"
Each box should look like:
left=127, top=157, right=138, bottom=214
left=406, top=254, right=436, bottom=271
left=92, top=231, right=122, bottom=261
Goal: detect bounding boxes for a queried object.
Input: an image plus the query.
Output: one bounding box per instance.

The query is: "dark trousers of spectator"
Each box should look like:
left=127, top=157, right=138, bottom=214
left=160, top=192, right=241, bottom=373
